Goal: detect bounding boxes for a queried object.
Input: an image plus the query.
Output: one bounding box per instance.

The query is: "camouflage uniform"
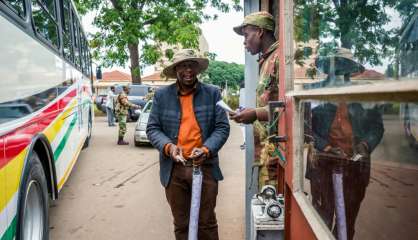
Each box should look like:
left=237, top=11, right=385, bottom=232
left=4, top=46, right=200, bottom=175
left=254, top=41, right=280, bottom=190
left=234, top=12, right=280, bottom=190
left=115, top=92, right=136, bottom=138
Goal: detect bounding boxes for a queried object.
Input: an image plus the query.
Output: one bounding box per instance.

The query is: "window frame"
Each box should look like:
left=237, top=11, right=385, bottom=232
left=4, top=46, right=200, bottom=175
left=61, top=0, right=73, bottom=62
left=30, top=0, right=60, bottom=50
left=283, top=0, right=418, bottom=239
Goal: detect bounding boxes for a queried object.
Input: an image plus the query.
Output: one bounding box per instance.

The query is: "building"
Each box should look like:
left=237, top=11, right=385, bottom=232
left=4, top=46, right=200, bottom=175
left=93, top=70, right=131, bottom=95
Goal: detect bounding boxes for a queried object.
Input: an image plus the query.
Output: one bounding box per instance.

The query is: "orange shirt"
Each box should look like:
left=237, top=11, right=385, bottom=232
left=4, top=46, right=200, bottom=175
left=329, top=102, right=354, bottom=156
left=164, top=91, right=209, bottom=159
left=177, top=93, right=203, bottom=158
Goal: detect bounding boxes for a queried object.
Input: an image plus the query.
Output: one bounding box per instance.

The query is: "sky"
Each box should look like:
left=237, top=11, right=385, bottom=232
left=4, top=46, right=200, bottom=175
left=82, top=4, right=245, bottom=76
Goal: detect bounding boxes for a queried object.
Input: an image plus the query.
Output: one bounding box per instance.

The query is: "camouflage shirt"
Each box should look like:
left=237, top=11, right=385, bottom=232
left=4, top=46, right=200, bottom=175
left=115, top=92, right=136, bottom=115
left=253, top=41, right=280, bottom=162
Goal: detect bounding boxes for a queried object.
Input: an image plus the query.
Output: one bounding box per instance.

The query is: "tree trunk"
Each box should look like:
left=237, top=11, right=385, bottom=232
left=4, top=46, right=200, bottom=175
left=128, top=43, right=141, bottom=84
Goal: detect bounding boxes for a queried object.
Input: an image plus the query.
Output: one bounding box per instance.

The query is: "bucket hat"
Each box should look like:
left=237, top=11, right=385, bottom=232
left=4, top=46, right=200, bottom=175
left=163, top=49, right=209, bottom=78
left=233, top=11, right=275, bottom=35
left=315, top=48, right=365, bottom=75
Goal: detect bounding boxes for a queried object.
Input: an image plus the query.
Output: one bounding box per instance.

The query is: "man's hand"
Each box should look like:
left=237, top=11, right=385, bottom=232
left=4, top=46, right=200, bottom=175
left=229, top=108, right=257, bottom=124
left=354, top=142, right=369, bottom=159
left=168, top=144, right=186, bottom=165
left=323, top=145, right=347, bottom=158
left=190, top=147, right=207, bottom=166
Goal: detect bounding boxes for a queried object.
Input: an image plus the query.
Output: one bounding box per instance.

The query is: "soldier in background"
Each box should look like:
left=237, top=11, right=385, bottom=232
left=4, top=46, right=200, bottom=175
left=115, top=85, right=140, bottom=145
left=230, top=11, right=282, bottom=191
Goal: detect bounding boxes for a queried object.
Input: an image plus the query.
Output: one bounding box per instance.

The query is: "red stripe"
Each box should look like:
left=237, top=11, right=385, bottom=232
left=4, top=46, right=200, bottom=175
left=0, top=89, right=77, bottom=170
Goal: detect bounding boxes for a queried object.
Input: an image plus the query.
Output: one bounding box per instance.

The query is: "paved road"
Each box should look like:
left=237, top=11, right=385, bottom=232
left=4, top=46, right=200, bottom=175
left=49, top=117, right=245, bottom=240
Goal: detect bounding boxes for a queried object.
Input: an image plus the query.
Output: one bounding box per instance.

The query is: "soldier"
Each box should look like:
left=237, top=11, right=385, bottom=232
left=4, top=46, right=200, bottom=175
left=230, top=11, right=281, bottom=191
left=115, top=85, right=140, bottom=145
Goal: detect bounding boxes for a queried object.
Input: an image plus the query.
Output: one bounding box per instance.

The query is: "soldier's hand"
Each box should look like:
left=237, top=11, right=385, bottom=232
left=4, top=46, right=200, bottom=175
left=230, top=108, right=257, bottom=124
left=190, top=147, right=207, bottom=166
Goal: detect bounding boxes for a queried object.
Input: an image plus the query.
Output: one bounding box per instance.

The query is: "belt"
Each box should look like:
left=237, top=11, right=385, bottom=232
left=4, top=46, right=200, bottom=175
left=174, top=160, right=213, bottom=167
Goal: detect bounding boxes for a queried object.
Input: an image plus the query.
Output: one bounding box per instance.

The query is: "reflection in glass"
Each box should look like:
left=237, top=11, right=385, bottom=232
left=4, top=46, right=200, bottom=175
left=4, top=0, right=25, bottom=17
left=0, top=86, right=57, bottom=124
left=62, top=0, right=73, bottom=61
left=293, top=1, right=418, bottom=89
left=303, top=101, right=418, bottom=240
left=32, top=0, right=59, bottom=47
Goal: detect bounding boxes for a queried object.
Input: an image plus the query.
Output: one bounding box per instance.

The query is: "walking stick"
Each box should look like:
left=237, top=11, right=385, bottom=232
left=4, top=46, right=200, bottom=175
left=332, top=166, right=347, bottom=240
left=188, top=166, right=203, bottom=240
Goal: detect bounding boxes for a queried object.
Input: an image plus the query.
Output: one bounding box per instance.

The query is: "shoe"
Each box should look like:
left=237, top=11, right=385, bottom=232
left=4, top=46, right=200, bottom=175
left=117, top=137, right=129, bottom=145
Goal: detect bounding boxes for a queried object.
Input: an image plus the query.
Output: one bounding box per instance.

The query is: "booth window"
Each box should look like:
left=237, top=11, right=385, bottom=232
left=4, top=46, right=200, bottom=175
left=287, top=1, right=418, bottom=239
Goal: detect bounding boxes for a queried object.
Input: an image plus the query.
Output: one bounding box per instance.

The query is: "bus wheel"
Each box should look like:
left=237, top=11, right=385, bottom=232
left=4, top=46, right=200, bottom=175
left=83, top=114, right=92, bottom=149
left=17, top=152, right=49, bottom=240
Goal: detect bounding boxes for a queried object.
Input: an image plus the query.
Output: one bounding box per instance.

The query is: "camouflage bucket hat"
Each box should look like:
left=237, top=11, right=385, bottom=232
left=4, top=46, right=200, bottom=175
left=163, top=49, right=209, bottom=78
left=233, top=11, right=275, bottom=35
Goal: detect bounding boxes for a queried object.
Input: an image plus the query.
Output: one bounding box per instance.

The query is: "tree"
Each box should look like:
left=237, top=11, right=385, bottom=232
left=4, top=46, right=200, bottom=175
left=293, top=0, right=418, bottom=69
left=74, top=0, right=241, bottom=84
left=202, top=60, right=244, bottom=91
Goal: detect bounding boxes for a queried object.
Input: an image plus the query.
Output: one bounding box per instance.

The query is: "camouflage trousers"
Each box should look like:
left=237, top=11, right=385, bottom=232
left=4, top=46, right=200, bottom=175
left=117, top=114, right=127, bottom=137
left=258, top=161, right=278, bottom=191
left=258, top=142, right=279, bottom=191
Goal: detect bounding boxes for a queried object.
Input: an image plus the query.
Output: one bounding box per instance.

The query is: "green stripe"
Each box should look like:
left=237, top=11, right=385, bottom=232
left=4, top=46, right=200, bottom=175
left=53, top=113, right=77, bottom=161
left=0, top=216, right=17, bottom=240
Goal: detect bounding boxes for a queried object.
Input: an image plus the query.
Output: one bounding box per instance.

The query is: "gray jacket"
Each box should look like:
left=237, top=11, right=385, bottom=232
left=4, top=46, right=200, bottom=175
left=146, top=82, right=230, bottom=187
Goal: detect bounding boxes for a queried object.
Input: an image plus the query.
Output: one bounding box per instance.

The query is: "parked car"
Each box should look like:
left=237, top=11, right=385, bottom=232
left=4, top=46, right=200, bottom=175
left=126, top=84, right=150, bottom=121
left=402, top=103, right=418, bottom=149
left=134, top=100, right=152, bottom=146
left=94, top=94, right=107, bottom=113
left=97, top=84, right=151, bottom=121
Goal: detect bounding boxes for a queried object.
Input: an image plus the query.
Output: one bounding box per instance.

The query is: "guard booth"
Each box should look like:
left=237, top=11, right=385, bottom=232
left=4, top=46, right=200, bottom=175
left=243, top=0, right=418, bottom=239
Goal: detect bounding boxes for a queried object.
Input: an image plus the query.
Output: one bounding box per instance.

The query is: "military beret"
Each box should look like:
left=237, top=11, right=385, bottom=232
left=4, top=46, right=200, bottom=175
left=233, top=11, right=275, bottom=35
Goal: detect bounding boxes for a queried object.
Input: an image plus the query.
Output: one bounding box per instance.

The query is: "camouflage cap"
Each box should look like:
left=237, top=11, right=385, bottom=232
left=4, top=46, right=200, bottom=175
left=233, top=11, right=275, bottom=35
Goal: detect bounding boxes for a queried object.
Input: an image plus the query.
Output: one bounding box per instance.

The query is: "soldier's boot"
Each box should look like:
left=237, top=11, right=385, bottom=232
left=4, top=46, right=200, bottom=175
left=117, top=136, right=129, bottom=145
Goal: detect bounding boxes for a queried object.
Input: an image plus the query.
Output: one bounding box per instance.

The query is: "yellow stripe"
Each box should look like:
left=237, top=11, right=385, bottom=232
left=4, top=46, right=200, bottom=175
left=0, top=148, right=28, bottom=213
left=44, top=100, right=77, bottom=142
left=57, top=136, right=86, bottom=190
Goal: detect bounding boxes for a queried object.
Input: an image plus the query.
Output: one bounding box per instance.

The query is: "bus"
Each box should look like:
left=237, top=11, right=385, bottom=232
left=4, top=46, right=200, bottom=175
left=0, top=0, right=93, bottom=239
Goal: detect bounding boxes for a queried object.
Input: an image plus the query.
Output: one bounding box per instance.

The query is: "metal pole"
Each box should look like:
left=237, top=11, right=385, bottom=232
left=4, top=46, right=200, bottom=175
left=244, top=1, right=259, bottom=239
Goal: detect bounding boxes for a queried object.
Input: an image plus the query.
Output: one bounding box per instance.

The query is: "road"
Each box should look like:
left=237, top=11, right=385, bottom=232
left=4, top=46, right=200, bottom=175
left=49, top=117, right=245, bottom=240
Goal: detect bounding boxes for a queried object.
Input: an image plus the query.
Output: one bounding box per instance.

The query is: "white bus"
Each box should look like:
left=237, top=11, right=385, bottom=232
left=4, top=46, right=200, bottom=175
left=0, top=0, right=93, bottom=239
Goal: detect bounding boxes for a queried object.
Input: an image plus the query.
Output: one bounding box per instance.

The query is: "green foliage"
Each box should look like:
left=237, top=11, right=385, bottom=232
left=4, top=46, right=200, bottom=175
left=74, top=0, right=242, bottom=75
left=293, top=0, right=418, bottom=67
left=202, top=60, right=244, bottom=91
left=223, top=94, right=239, bottom=110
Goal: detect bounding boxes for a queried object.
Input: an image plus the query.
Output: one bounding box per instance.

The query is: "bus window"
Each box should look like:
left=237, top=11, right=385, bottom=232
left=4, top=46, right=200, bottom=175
left=72, top=11, right=81, bottom=68
left=2, top=0, right=25, bottom=17
left=31, top=0, right=59, bottom=48
left=62, top=0, right=73, bottom=61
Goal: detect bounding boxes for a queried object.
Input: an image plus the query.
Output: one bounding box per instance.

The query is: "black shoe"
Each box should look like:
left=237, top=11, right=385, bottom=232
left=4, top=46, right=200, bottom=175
left=117, top=137, right=129, bottom=145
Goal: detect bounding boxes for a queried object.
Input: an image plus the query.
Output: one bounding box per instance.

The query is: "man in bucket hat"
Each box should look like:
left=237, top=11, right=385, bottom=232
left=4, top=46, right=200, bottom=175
left=230, top=11, right=283, bottom=192
left=146, top=49, right=230, bottom=240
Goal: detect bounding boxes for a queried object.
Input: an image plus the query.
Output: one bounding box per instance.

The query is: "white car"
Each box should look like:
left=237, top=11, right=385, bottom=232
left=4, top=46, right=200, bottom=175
left=402, top=103, right=418, bottom=149
left=134, top=100, right=152, bottom=146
